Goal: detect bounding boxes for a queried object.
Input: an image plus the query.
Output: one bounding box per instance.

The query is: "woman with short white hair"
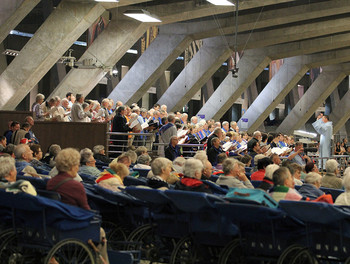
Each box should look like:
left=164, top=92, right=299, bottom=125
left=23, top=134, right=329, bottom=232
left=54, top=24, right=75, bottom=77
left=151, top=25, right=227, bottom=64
left=175, top=159, right=212, bottom=193
left=32, top=93, right=49, bottom=121
left=147, top=157, right=172, bottom=190
left=335, top=167, right=350, bottom=205
left=298, top=172, right=324, bottom=200
left=321, top=159, right=342, bottom=189
left=134, top=154, right=152, bottom=170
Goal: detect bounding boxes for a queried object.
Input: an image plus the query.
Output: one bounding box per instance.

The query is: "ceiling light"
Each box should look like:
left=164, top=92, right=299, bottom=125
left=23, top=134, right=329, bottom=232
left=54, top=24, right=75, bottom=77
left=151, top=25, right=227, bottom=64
left=95, top=0, right=119, bottom=2
left=207, top=0, right=235, bottom=6
left=124, top=9, right=161, bottom=23
left=2, top=49, right=19, bottom=57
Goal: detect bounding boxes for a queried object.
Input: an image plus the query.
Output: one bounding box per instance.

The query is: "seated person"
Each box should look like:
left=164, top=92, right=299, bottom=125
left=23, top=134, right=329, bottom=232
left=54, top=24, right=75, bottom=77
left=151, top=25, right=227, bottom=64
left=42, top=144, right=61, bottom=168
left=214, top=153, right=227, bottom=171
left=216, top=158, right=254, bottom=189
left=147, top=157, right=172, bottom=190
left=175, top=159, right=212, bottom=193
left=321, top=159, right=342, bottom=189
left=133, top=154, right=152, bottom=170
left=96, top=160, right=129, bottom=192
left=201, top=160, right=213, bottom=180
left=93, top=145, right=110, bottom=164
left=270, top=153, right=281, bottom=166
left=305, top=162, right=319, bottom=174
left=124, top=150, right=137, bottom=168
left=165, top=136, right=182, bottom=161
left=3, top=144, right=15, bottom=158
left=258, top=164, right=280, bottom=192
left=207, top=137, right=225, bottom=166
left=79, top=148, right=101, bottom=178
left=14, top=144, right=40, bottom=178
left=269, top=167, right=302, bottom=202
left=0, top=136, right=6, bottom=152
left=0, top=155, right=36, bottom=195
left=116, top=154, right=132, bottom=169
left=173, top=157, right=186, bottom=174
left=240, top=154, right=252, bottom=167
left=290, top=163, right=303, bottom=186
left=251, top=157, right=273, bottom=181
left=135, top=146, right=148, bottom=157
left=298, top=172, right=324, bottom=200
left=46, top=148, right=109, bottom=263
left=335, top=167, right=350, bottom=205
left=30, top=144, right=51, bottom=172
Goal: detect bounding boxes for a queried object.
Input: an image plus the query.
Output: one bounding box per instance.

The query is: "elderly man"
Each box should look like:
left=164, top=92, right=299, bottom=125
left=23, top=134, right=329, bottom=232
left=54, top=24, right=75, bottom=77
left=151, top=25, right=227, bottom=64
left=175, top=159, right=212, bottom=193
left=24, top=116, right=39, bottom=143
left=269, top=167, right=302, bottom=202
left=79, top=148, right=101, bottom=178
left=270, top=153, right=281, bottom=166
left=11, top=122, right=31, bottom=145
left=288, top=142, right=311, bottom=166
left=165, top=136, right=182, bottom=161
left=207, top=137, right=225, bottom=166
left=207, top=127, right=223, bottom=151
left=216, top=158, right=254, bottom=189
left=321, top=159, right=342, bottom=189
left=247, top=131, right=262, bottom=153
left=71, top=94, right=92, bottom=122
left=312, top=113, right=333, bottom=170
left=14, top=144, right=39, bottom=177
left=201, top=160, right=213, bottom=180
left=222, top=121, right=230, bottom=133
left=180, top=113, right=188, bottom=124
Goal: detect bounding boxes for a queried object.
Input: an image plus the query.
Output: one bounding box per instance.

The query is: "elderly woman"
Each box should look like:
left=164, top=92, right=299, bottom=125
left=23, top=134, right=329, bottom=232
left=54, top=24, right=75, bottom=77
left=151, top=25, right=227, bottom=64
left=32, top=93, right=49, bottom=121
left=147, top=157, right=172, bottom=190
left=321, top=159, right=342, bottom=189
left=134, top=154, right=152, bottom=170
left=93, top=145, right=110, bottom=164
left=47, top=148, right=90, bottom=209
left=175, top=158, right=212, bottom=193
left=78, top=148, right=101, bottom=178
left=335, top=168, right=350, bottom=205
left=96, top=160, right=130, bottom=192
left=298, top=172, right=324, bottom=200
left=42, top=144, right=61, bottom=168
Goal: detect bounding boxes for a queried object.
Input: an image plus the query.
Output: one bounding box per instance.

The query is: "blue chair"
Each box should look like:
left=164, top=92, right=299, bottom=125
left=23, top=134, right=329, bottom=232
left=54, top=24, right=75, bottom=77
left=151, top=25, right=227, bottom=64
left=201, top=180, right=228, bottom=195
left=16, top=175, right=49, bottom=190
left=251, top=180, right=262, bottom=188
left=132, top=168, right=150, bottom=177
left=124, top=176, right=147, bottom=187
left=320, top=187, right=344, bottom=201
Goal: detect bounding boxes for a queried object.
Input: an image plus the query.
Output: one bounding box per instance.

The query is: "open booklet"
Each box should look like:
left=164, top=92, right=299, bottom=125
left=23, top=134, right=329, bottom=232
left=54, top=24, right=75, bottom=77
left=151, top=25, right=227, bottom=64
left=222, top=141, right=238, bottom=152
left=271, top=147, right=292, bottom=156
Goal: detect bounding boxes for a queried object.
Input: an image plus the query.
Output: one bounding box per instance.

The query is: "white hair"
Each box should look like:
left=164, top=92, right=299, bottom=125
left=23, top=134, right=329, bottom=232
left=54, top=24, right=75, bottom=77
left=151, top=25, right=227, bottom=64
left=343, top=167, right=350, bottom=191
left=253, top=131, right=261, bottom=137
left=305, top=172, right=322, bottom=185
left=264, top=164, right=280, bottom=180
left=80, top=148, right=93, bottom=164
left=93, top=145, right=104, bottom=155
left=151, top=157, right=172, bottom=176
left=173, top=157, right=186, bottom=167
left=0, top=156, right=16, bottom=179
left=14, top=144, right=28, bottom=159
left=222, top=121, right=229, bottom=126
left=193, top=150, right=208, bottom=164
left=325, top=159, right=338, bottom=173
left=183, top=159, right=203, bottom=179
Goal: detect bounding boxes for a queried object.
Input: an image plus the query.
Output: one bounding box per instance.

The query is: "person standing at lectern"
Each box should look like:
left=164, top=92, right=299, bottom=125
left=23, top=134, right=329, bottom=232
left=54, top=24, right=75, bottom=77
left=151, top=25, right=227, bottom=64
left=312, top=113, right=333, bottom=170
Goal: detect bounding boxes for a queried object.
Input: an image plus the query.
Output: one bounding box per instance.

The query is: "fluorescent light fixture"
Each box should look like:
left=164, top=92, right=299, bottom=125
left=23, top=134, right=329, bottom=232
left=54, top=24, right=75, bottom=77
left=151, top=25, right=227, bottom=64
left=95, top=0, right=118, bottom=2
left=293, top=130, right=317, bottom=138
left=127, top=49, right=138, bottom=54
left=2, top=49, right=19, bottom=57
left=124, top=9, right=161, bottom=23
left=207, top=0, right=235, bottom=6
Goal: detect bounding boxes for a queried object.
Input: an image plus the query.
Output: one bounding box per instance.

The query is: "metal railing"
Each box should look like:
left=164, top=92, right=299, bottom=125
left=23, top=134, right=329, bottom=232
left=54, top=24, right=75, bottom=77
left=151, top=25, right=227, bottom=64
left=106, top=132, right=204, bottom=158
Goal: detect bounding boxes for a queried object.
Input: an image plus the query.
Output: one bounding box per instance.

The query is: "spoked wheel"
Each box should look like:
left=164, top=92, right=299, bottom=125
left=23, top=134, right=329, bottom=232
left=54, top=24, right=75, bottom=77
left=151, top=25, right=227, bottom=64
left=345, top=256, right=350, bottom=264
left=0, top=231, right=29, bottom=264
left=44, top=239, right=96, bottom=264
left=101, top=221, right=127, bottom=250
left=218, top=239, right=245, bottom=264
left=170, top=236, right=197, bottom=264
left=290, top=249, right=317, bottom=264
left=277, top=245, right=304, bottom=264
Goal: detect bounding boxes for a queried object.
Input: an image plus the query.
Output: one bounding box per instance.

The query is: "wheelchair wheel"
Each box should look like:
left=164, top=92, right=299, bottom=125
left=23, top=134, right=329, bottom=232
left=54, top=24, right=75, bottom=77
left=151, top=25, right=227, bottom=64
left=218, top=239, right=245, bottom=264
left=0, top=231, right=27, bottom=264
left=127, top=224, right=152, bottom=242
left=277, top=244, right=303, bottom=264
left=101, top=221, right=127, bottom=250
left=44, top=239, right=96, bottom=264
left=170, top=236, right=197, bottom=264
left=290, top=248, right=317, bottom=264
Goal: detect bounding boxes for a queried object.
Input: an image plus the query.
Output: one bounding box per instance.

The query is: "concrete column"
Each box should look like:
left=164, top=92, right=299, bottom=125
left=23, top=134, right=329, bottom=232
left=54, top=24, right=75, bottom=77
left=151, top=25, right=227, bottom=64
left=278, top=64, right=350, bottom=135
left=197, top=48, right=270, bottom=120
left=157, top=37, right=233, bottom=112
left=108, top=33, right=192, bottom=105
left=331, top=90, right=350, bottom=134
left=0, top=1, right=105, bottom=110
left=0, top=0, right=40, bottom=44
left=238, top=56, right=309, bottom=133
left=49, top=18, right=148, bottom=100
left=0, top=43, right=7, bottom=74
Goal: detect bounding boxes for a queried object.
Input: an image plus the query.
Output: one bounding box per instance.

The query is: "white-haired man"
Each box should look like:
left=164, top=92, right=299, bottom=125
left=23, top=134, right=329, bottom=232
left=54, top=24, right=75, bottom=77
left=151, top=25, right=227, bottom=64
left=216, top=158, right=253, bottom=189
left=321, top=159, right=342, bottom=189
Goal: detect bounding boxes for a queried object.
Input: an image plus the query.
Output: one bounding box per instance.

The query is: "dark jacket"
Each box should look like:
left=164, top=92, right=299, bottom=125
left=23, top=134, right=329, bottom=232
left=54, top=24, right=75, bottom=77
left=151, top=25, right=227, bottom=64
left=207, top=146, right=224, bottom=166
left=94, top=153, right=110, bottom=164
left=165, top=144, right=181, bottom=161
left=111, top=113, right=132, bottom=143
left=206, top=134, right=218, bottom=152
left=258, top=177, right=274, bottom=192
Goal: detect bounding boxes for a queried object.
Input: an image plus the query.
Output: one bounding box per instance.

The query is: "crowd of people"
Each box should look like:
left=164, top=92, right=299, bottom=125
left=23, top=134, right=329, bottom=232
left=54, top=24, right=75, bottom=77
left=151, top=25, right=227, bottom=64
left=1, top=93, right=350, bottom=263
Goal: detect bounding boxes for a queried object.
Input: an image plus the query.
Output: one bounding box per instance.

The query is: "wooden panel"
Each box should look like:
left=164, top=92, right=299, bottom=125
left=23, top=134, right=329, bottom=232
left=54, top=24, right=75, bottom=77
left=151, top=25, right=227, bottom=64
left=0, top=111, right=32, bottom=135
left=32, top=121, right=108, bottom=153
